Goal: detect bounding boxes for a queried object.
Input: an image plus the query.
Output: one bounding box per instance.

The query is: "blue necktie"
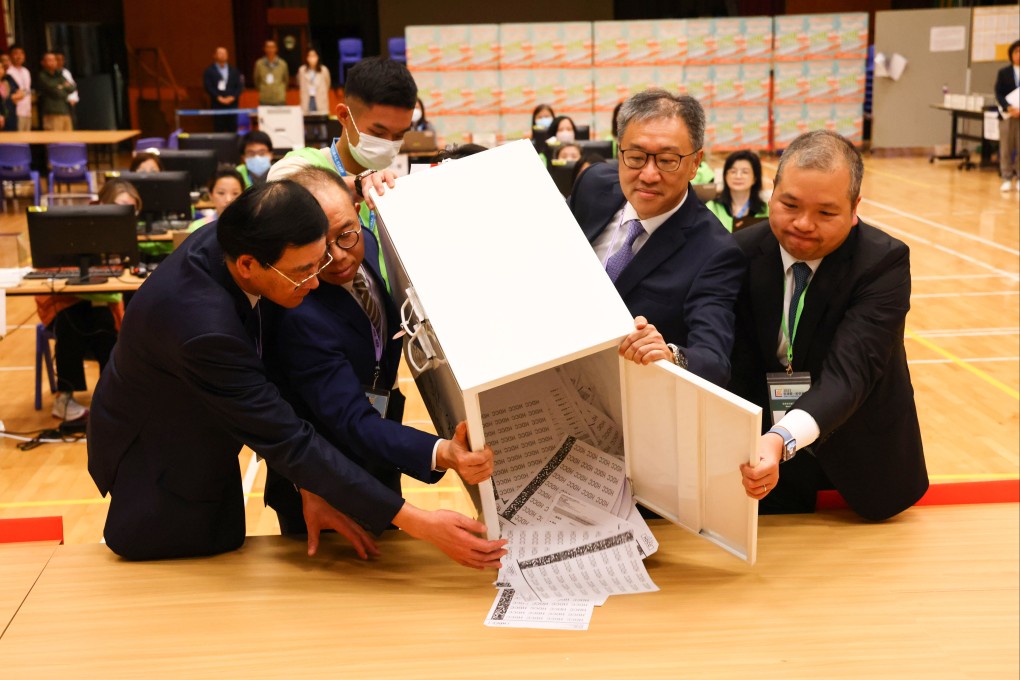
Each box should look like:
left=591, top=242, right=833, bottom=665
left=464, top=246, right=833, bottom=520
left=788, top=262, right=812, bottom=345
left=605, top=219, right=645, bottom=283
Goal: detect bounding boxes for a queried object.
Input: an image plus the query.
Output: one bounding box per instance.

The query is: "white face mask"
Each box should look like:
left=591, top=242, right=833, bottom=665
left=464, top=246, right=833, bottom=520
left=556, top=129, right=575, bottom=144
left=411, top=108, right=423, bottom=124
left=346, top=109, right=403, bottom=170
left=535, top=116, right=553, bottom=129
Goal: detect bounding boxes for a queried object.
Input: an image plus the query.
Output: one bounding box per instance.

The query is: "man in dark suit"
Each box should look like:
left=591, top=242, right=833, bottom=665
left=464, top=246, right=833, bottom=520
left=995, top=40, right=1020, bottom=192
left=730, top=130, right=928, bottom=521
left=203, top=46, right=242, bottom=133
left=569, top=89, right=744, bottom=386
left=87, top=180, right=506, bottom=567
left=262, top=167, right=492, bottom=534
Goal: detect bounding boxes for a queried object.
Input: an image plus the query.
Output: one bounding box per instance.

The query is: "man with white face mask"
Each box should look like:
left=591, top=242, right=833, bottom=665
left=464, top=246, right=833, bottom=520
left=270, top=57, right=417, bottom=290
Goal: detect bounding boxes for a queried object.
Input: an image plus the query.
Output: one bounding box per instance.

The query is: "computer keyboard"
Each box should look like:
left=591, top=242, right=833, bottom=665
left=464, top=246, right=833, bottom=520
left=23, top=266, right=126, bottom=280
left=143, top=219, right=192, bottom=235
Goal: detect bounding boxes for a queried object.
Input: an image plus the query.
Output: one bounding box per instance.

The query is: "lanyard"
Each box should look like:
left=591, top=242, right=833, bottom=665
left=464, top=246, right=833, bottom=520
left=780, top=276, right=809, bottom=374
left=330, top=137, right=378, bottom=236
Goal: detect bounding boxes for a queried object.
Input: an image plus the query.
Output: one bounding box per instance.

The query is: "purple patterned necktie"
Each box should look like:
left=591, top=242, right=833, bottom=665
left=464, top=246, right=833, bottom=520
left=605, top=219, right=645, bottom=283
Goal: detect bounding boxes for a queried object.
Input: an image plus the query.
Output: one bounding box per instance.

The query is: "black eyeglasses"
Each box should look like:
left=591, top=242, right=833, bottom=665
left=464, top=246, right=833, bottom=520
left=328, top=225, right=362, bottom=251
left=620, top=148, right=700, bottom=173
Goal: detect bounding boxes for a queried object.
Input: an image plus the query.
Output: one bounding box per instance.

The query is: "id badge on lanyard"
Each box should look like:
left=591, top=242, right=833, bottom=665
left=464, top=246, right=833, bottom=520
left=765, top=371, right=811, bottom=427
left=362, top=315, right=390, bottom=417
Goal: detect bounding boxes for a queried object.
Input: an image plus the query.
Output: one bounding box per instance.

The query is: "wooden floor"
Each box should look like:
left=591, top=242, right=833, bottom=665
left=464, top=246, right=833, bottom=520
left=0, top=153, right=1017, bottom=544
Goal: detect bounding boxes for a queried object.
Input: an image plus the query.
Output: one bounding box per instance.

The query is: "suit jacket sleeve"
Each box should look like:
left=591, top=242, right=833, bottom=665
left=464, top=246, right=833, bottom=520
left=203, top=66, right=219, bottom=100
left=277, top=308, right=441, bottom=483
left=177, top=330, right=405, bottom=533
left=227, top=67, right=242, bottom=98
left=794, top=240, right=912, bottom=438
left=996, top=67, right=1015, bottom=111
left=679, top=235, right=745, bottom=386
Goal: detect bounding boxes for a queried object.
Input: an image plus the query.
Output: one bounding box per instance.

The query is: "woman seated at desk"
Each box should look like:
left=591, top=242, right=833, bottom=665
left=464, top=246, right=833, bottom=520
left=35, top=180, right=139, bottom=420
left=705, top=150, right=769, bottom=233
left=187, top=168, right=244, bottom=233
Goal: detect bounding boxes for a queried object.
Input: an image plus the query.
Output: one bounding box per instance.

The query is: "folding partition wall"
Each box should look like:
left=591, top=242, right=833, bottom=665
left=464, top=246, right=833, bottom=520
left=407, top=14, right=868, bottom=153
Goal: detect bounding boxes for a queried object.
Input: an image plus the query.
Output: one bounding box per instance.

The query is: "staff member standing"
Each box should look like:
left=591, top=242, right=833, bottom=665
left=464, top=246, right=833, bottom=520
left=254, top=40, right=288, bottom=106
left=996, top=40, right=1020, bottom=192
left=203, top=47, right=242, bottom=132
left=729, top=130, right=928, bottom=520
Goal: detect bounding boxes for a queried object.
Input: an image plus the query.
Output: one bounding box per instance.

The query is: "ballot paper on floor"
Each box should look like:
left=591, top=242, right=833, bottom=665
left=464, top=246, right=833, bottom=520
left=484, top=588, right=595, bottom=631
left=371, top=140, right=762, bottom=569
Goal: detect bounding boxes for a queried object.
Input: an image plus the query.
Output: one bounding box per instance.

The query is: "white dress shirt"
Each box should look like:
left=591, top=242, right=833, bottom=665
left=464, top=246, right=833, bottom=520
left=773, top=246, right=823, bottom=449
left=592, top=191, right=688, bottom=265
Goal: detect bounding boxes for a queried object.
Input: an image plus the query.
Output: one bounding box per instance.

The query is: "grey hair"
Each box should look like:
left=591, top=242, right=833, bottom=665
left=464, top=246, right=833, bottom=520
left=277, top=165, right=353, bottom=200
left=775, top=130, right=864, bottom=205
left=616, top=89, right=705, bottom=152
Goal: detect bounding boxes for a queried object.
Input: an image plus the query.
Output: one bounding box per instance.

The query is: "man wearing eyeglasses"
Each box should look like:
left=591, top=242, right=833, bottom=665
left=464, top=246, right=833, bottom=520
left=87, top=180, right=508, bottom=568
left=261, top=168, right=500, bottom=566
left=570, top=89, right=744, bottom=387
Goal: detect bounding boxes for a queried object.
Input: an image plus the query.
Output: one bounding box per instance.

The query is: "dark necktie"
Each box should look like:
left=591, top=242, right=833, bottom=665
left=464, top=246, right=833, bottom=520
left=244, top=301, right=263, bottom=358
left=605, top=219, right=645, bottom=283
left=788, top=262, right=812, bottom=344
left=353, top=269, right=382, bottom=334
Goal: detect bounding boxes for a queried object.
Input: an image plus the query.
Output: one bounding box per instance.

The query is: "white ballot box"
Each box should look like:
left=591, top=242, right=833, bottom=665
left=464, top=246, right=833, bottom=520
left=372, top=140, right=761, bottom=563
left=257, top=106, right=305, bottom=150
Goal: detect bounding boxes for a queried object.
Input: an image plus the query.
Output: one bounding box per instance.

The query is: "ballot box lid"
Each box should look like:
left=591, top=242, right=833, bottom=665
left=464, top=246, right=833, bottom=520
left=372, top=140, right=634, bottom=394
left=622, top=359, right=761, bottom=564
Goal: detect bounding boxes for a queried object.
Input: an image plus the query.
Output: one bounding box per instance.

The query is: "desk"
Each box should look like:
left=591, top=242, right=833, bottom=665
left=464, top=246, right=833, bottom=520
left=929, top=105, right=997, bottom=170
left=4, top=273, right=146, bottom=296
left=0, top=505, right=1016, bottom=678
left=0, top=541, right=58, bottom=633
left=0, top=130, right=141, bottom=169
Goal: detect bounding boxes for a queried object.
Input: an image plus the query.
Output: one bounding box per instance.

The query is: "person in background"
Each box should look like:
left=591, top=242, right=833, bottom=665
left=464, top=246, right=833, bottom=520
left=254, top=40, right=288, bottom=106
left=54, top=51, right=79, bottom=125
left=0, top=53, right=10, bottom=70
left=203, top=47, right=242, bottom=133
left=0, top=58, right=19, bottom=131
left=298, top=48, right=330, bottom=115
left=607, top=100, right=624, bottom=157
left=37, top=50, right=76, bottom=131
left=554, top=143, right=583, bottom=163
left=188, top=168, right=245, bottom=233
left=129, top=152, right=164, bottom=173
left=538, top=114, right=577, bottom=165
left=34, top=180, right=138, bottom=421
left=995, top=40, right=1020, bottom=192
left=570, top=151, right=605, bottom=189
left=237, top=130, right=274, bottom=188
left=706, top=150, right=769, bottom=232
left=409, top=97, right=435, bottom=133
left=531, top=103, right=554, bottom=135
left=7, top=45, right=31, bottom=132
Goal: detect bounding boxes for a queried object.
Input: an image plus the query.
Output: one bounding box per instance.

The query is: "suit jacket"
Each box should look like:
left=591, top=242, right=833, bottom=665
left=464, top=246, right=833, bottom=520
left=266, top=228, right=441, bottom=490
left=569, top=162, right=744, bottom=386
left=728, top=220, right=929, bottom=520
left=995, top=64, right=1019, bottom=115
left=203, top=63, right=242, bottom=108
left=87, top=223, right=404, bottom=555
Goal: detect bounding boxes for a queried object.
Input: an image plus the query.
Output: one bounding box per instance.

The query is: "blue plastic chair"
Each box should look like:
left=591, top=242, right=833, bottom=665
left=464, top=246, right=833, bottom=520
left=35, top=324, right=57, bottom=410
left=167, top=128, right=183, bottom=150
left=388, top=37, right=406, bottom=63
left=134, top=136, right=166, bottom=152
left=338, top=38, right=363, bottom=85
left=0, top=144, right=42, bottom=207
left=47, top=143, right=95, bottom=194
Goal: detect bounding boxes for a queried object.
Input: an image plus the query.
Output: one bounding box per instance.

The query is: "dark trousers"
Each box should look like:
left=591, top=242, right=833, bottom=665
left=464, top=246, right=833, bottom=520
left=50, top=301, right=117, bottom=393
left=759, top=450, right=834, bottom=515
left=104, top=441, right=246, bottom=561
left=212, top=106, right=237, bottom=133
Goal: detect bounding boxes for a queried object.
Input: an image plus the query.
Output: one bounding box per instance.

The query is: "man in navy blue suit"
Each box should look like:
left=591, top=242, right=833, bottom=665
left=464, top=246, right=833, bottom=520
left=87, top=180, right=506, bottom=568
left=203, top=47, right=242, bottom=133
left=569, top=90, right=744, bottom=387
left=263, top=167, right=492, bottom=534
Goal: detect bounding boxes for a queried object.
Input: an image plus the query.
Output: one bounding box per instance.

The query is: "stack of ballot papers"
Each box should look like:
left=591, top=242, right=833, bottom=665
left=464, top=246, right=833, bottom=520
left=480, top=366, right=660, bottom=631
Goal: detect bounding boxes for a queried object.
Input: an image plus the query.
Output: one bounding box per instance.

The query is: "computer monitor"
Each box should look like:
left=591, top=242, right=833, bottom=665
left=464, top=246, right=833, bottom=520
left=176, top=132, right=240, bottom=167
left=547, top=160, right=577, bottom=198
left=155, top=149, right=218, bottom=189
left=27, top=204, right=139, bottom=285
left=111, top=171, right=192, bottom=230
left=579, top=140, right=614, bottom=159
left=575, top=124, right=591, bottom=141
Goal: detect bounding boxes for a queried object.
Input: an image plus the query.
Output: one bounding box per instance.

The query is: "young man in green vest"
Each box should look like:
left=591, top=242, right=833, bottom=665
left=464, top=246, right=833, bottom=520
left=269, top=57, right=417, bottom=290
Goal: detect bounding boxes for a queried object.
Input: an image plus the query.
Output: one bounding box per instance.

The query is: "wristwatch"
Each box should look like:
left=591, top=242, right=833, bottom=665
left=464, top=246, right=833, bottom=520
left=767, top=426, right=797, bottom=462
left=354, top=169, right=376, bottom=198
left=666, top=343, right=688, bottom=370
